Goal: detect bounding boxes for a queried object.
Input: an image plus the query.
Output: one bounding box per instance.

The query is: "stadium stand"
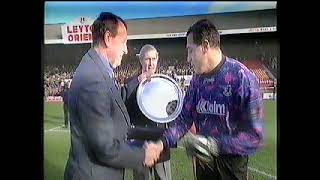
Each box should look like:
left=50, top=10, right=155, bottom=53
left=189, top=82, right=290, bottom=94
left=242, top=60, right=275, bottom=93
left=44, top=56, right=278, bottom=99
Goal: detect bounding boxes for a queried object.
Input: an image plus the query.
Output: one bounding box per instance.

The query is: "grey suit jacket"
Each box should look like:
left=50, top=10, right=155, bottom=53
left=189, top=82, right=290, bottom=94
left=64, top=48, right=145, bottom=180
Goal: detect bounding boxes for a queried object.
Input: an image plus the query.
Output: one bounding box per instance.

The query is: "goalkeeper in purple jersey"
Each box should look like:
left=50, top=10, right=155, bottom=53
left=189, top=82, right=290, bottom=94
left=145, top=19, right=264, bottom=180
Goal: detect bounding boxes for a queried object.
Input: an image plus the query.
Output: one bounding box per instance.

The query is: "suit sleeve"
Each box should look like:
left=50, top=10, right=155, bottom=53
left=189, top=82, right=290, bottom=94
left=77, top=80, right=145, bottom=171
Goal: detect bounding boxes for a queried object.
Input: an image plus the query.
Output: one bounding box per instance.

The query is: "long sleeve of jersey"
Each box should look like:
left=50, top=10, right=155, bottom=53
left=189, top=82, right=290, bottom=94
left=218, top=70, right=264, bottom=155
left=160, top=78, right=196, bottom=148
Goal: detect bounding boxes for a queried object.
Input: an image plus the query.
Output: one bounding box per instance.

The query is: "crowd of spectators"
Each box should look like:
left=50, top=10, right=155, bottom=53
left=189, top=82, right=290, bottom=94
left=44, top=65, right=74, bottom=97
left=262, top=55, right=277, bottom=76
left=44, top=54, right=278, bottom=98
left=44, top=59, right=193, bottom=98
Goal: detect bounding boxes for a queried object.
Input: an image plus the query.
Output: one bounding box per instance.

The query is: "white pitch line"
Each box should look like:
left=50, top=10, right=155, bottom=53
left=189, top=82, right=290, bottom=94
left=248, top=167, right=276, bottom=179
left=46, top=129, right=70, bottom=132
left=44, top=125, right=64, bottom=132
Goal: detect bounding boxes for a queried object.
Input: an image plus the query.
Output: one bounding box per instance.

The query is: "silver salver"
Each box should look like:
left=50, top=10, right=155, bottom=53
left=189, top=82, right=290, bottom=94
left=136, top=74, right=184, bottom=123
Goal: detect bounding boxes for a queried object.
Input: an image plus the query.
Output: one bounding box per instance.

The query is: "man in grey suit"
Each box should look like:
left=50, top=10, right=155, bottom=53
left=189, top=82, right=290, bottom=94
left=64, top=12, right=159, bottom=180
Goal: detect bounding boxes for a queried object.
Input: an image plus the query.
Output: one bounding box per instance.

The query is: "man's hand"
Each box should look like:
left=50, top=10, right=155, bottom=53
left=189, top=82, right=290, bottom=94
left=138, top=69, right=153, bottom=84
left=143, top=140, right=164, bottom=167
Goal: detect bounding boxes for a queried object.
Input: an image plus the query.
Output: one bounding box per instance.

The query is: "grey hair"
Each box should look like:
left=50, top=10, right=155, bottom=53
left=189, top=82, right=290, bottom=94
left=139, top=44, right=158, bottom=60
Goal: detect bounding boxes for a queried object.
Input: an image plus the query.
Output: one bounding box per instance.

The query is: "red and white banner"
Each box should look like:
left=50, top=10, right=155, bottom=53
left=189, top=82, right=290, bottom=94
left=263, top=93, right=276, bottom=100
left=46, top=96, right=62, bottom=102
left=61, top=17, right=94, bottom=44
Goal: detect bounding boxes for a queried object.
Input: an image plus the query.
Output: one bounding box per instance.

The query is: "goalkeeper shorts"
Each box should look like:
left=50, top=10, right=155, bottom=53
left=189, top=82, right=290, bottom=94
left=195, top=154, right=248, bottom=180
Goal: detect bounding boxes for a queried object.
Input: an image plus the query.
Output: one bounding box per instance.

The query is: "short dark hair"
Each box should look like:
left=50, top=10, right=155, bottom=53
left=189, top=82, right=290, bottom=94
left=186, top=19, right=220, bottom=48
left=92, top=12, right=127, bottom=47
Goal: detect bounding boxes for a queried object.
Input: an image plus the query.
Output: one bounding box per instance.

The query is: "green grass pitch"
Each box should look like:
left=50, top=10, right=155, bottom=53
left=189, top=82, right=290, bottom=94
left=44, top=100, right=276, bottom=180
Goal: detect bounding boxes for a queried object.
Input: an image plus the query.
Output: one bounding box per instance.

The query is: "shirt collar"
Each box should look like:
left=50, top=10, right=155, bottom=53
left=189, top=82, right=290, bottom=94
left=95, top=49, right=114, bottom=78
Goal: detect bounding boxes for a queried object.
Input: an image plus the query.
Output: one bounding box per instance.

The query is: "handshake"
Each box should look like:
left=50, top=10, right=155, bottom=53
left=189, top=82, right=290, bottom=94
left=143, top=140, right=164, bottom=167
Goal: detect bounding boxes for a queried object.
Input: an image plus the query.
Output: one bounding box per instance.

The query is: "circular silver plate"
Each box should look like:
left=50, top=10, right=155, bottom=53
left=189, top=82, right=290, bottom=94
left=136, top=74, right=183, bottom=123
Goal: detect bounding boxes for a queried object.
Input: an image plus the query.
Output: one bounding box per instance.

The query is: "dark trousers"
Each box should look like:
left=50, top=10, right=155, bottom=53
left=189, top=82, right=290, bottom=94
left=133, top=160, right=171, bottom=180
left=195, top=155, right=248, bottom=180
left=63, top=103, right=69, bottom=127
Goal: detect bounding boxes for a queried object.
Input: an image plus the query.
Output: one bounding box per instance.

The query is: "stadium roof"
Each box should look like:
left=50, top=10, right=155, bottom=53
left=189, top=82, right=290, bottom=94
left=45, top=9, right=276, bottom=44
left=45, top=2, right=276, bottom=24
left=126, top=9, right=276, bottom=35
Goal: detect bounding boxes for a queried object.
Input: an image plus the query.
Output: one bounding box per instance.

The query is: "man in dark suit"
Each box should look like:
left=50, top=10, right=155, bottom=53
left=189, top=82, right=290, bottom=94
left=61, top=82, right=70, bottom=128
left=125, top=45, right=172, bottom=180
left=64, top=12, right=159, bottom=180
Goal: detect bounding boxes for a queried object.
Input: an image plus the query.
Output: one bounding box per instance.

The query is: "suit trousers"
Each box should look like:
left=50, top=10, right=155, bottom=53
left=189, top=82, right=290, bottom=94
left=63, top=103, right=69, bottom=127
left=133, top=160, right=171, bottom=180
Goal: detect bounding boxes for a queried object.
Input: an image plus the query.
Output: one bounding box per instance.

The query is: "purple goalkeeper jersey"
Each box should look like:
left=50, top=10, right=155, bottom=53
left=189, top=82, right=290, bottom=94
left=161, top=56, right=264, bottom=156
